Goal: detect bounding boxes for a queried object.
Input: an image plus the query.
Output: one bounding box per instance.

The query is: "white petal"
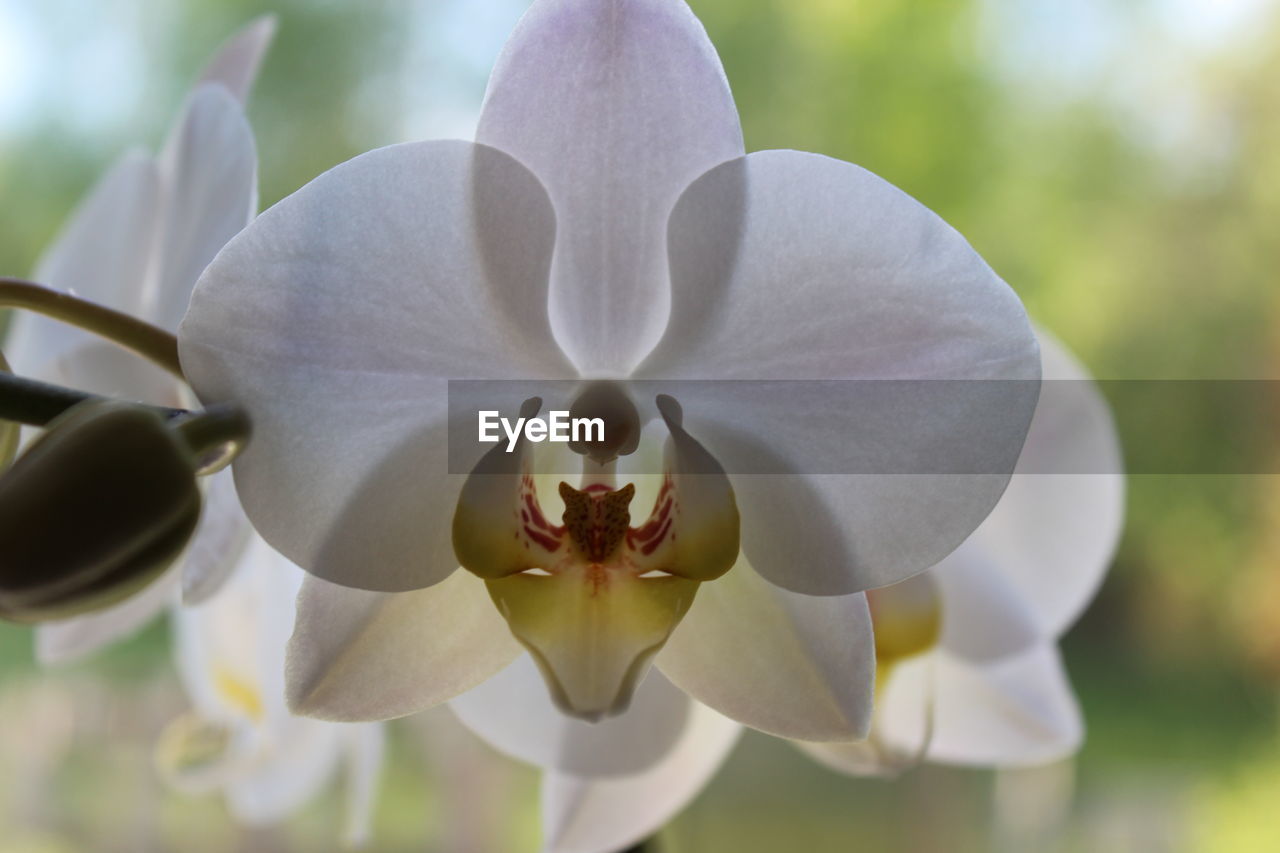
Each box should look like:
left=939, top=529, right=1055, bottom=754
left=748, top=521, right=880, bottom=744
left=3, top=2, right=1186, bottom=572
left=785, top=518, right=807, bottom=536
left=477, top=0, right=744, bottom=374
left=196, top=15, right=277, bottom=105
left=636, top=150, right=1040, bottom=594
left=181, top=469, right=253, bottom=606
left=5, top=151, right=159, bottom=376
left=881, top=646, right=1083, bottom=767
left=146, top=84, right=258, bottom=333
left=36, top=566, right=179, bottom=666
left=655, top=558, right=875, bottom=741
left=173, top=536, right=301, bottom=722
left=340, top=723, right=386, bottom=848
left=935, top=328, right=1123, bottom=652
left=225, top=718, right=344, bottom=826
left=541, top=703, right=742, bottom=853
left=44, top=340, right=183, bottom=406
left=180, top=140, right=574, bottom=591
left=931, top=551, right=1043, bottom=662
left=795, top=656, right=936, bottom=778
left=286, top=569, right=521, bottom=722
left=451, top=656, right=691, bottom=777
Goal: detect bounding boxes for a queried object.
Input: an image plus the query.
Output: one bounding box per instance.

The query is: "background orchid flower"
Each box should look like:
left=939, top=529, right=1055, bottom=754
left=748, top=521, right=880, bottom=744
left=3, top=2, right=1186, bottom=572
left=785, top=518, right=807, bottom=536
left=157, top=537, right=384, bottom=846
left=2, top=17, right=275, bottom=663
left=178, top=0, right=1039, bottom=743
left=803, top=329, right=1124, bottom=774
left=529, top=328, right=1124, bottom=853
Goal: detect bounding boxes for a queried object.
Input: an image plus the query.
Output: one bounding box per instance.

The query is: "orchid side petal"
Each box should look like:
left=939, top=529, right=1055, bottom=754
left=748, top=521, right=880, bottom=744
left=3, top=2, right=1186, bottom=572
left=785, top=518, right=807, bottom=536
left=5, top=151, right=159, bottom=376
left=882, top=646, right=1083, bottom=767
left=181, top=469, right=253, bottom=606
left=286, top=570, right=520, bottom=722
left=477, top=0, right=745, bottom=374
left=936, top=328, right=1123, bottom=652
left=196, top=15, right=278, bottom=105
left=146, top=84, right=258, bottom=332
left=636, top=150, right=1040, bottom=595
left=450, top=656, right=691, bottom=777
left=656, top=557, right=875, bottom=741
left=180, top=140, right=575, bottom=592
left=541, top=702, right=743, bottom=853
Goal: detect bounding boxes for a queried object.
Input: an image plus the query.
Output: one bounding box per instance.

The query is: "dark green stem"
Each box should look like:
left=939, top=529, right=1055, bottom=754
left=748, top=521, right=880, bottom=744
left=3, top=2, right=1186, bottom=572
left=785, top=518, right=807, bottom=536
left=0, top=278, right=184, bottom=378
left=0, top=370, right=183, bottom=427
left=174, top=403, right=252, bottom=461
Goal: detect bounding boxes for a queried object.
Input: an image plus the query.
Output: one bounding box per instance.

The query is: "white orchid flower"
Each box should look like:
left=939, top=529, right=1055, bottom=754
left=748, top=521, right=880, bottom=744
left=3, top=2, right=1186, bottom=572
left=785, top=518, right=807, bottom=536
left=157, top=536, right=385, bottom=846
left=178, top=0, right=1039, bottom=748
left=535, top=329, right=1123, bottom=853
left=1, top=18, right=275, bottom=664
left=804, top=330, right=1124, bottom=773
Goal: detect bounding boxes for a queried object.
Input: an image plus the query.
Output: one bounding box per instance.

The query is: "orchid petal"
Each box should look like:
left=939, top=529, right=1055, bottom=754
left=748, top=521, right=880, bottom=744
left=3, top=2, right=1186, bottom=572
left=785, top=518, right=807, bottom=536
left=48, top=340, right=182, bottom=407
left=931, top=550, right=1043, bottom=662
left=935, top=329, right=1123, bottom=655
left=656, top=557, right=875, bottom=741
left=636, top=150, right=1040, bottom=595
left=795, top=654, right=936, bottom=778
left=181, top=469, right=253, bottom=606
left=172, top=536, right=301, bottom=724
left=36, top=566, right=179, bottom=666
left=341, top=724, right=386, bottom=849
left=450, top=656, right=691, bottom=777
left=881, top=646, right=1082, bottom=767
left=180, top=140, right=574, bottom=591
left=286, top=570, right=521, bottom=722
left=224, top=721, right=344, bottom=826
left=541, top=703, right=743, bottom=853
left=146, top=84, right=258, bottom=332
left=4, top=151, right=158, bottom=376
left=477, top=0, right=745, bottom=374
left=196, top=15, right=278, bottom=105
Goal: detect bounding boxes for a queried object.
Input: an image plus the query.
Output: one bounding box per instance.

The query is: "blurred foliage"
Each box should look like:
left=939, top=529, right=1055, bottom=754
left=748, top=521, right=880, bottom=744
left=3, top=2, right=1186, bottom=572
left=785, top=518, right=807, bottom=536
left=3, top=0, right=1280, bottom=850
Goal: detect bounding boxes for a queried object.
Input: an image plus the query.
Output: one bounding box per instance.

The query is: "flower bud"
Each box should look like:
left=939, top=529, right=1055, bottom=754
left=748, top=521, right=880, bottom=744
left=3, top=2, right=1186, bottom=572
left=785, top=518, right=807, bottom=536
left=0, top=399, right=203, bottom=623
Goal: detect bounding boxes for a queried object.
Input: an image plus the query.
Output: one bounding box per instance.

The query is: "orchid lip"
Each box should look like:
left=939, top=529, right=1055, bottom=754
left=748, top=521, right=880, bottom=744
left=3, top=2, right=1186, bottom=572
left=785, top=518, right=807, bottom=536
left=454, top=394, right=739, bottom=719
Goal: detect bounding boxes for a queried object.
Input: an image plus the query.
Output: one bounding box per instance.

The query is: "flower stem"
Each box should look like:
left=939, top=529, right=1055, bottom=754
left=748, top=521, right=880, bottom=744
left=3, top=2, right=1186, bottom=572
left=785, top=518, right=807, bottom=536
left=0, top=371, right=249, bottom=473
left=0, top=370, right=184, bottom=427
left=173, top=403, right=252, bottom=474
left=0, top=278, right=183, bottom=379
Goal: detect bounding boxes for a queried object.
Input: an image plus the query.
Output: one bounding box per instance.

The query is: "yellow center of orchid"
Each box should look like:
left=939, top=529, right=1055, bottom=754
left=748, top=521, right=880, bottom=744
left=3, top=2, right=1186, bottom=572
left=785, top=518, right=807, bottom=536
left=453, top=389, right=739, bottom=721
left=865, top=572, right=942, bottom=690
left=213, top=664, right=265, bottom=723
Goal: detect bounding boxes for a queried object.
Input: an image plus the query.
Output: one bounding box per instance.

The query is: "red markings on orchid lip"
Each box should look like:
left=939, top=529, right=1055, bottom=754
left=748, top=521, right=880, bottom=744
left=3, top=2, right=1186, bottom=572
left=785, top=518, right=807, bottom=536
left=640, top=517, right=673, bottom=556
left=522, top=492, right=560, bottom=535
left=628, top=497, right=673, bottom=545
left=523, top=526, right=561, bottom=552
